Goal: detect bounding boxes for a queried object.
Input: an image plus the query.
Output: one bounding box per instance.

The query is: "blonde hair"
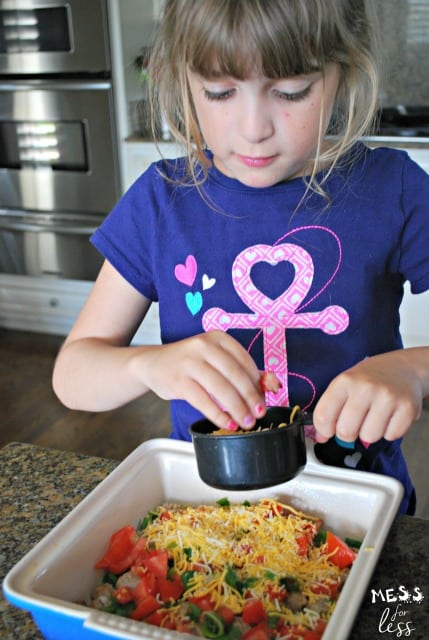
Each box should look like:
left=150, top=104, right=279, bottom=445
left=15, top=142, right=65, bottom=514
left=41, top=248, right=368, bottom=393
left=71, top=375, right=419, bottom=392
left=149, top=0, right=380, bottom=196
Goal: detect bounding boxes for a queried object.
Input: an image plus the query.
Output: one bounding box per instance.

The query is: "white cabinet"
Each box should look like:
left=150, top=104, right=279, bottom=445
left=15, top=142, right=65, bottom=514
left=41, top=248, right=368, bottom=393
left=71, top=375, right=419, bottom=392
left=0, top=275, right=93, bottom=336
left=400, top=285, right=429, bottom=348
left=0, top=273, right=161, bottom=344
left=123, top=142, right=179, bottom=190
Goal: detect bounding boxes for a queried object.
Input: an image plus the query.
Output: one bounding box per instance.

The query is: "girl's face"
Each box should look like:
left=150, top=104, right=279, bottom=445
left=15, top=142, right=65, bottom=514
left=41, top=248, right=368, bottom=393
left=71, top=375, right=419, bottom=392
left=187, top=63, right=340, bottom=188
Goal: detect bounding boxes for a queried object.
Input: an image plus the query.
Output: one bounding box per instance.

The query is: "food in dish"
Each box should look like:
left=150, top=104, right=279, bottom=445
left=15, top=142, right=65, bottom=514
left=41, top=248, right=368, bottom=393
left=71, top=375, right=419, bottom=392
left=91, top=498, right=359, bottom=639
left=259, top=371, right=283, bottom=393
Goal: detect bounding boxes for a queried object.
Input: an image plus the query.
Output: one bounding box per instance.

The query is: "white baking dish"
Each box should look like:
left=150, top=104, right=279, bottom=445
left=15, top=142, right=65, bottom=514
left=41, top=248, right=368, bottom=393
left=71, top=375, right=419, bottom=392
left=2, top=438, right=403, bottom=640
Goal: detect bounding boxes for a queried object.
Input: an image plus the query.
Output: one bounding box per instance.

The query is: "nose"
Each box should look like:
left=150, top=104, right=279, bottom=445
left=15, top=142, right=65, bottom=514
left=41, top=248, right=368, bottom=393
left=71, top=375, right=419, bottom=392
left=239, top=96, right=274, bottom=143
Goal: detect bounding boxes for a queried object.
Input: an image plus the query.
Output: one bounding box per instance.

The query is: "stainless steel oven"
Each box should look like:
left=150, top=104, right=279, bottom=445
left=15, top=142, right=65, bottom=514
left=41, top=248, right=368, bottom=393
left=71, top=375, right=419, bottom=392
left=0, top=0, right=110, bottom=76
left=0, top=209, right=103, bottom=278
left=0, top=0, right=120, bottom=281
left=0, top=79, right=119, bottom=212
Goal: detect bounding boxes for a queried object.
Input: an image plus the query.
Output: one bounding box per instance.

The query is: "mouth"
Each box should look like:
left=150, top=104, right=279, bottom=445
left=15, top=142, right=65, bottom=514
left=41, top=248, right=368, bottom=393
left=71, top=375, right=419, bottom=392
left=236, top=154, right=277, bottom=168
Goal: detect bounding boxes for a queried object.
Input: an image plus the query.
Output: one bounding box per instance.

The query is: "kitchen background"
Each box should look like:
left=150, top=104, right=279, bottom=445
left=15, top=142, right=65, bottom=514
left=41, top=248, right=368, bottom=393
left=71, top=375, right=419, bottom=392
left=0, top=1, right=428, bottom=517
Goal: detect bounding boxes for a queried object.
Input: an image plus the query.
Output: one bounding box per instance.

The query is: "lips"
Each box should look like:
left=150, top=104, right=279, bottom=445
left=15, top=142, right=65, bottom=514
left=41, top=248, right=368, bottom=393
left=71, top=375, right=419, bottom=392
left=236, top=154, right=277, bottom=168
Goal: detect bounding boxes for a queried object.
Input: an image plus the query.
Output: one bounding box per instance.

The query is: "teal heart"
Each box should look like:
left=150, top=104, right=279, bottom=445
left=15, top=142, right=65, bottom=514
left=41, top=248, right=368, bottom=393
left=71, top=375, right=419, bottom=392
left=185, top=291, right=203, bottom=315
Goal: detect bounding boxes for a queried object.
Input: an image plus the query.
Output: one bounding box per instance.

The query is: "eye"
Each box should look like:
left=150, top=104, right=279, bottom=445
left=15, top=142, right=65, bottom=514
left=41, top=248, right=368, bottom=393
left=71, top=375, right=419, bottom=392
left=273, top=84, right=313, bottom=102
left=203, top=88, right=235, bottom=101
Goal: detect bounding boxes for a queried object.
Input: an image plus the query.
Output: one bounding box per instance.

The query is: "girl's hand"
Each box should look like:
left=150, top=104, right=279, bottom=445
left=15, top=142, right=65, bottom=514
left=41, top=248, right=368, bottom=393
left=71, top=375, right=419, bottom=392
left=132, top=330, right=266, bottom=431
left=313, top=348, right=429, bottom=445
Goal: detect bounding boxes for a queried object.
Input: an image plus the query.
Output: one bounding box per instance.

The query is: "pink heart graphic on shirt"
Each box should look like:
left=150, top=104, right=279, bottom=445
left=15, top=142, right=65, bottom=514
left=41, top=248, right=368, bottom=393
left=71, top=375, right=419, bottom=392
left=174, top=255, right=197, bottom=286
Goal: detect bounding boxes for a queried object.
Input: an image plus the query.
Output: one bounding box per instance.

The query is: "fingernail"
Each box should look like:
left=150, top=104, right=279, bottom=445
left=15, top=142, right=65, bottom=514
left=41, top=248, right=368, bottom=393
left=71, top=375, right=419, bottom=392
left=334, top=435, right=355, bottom=449
left=360, top=439, right=371, bottom=449
left=225, top=420, right=239, bottom=432
left=243, top=415, right=255, bottom=428
left=254, top=403, right=265, bottom=418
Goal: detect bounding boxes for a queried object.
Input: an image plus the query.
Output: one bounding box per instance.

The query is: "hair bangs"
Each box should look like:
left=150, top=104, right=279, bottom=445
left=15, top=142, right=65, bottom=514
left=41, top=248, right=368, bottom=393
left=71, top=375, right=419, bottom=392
left=186, top=1, right=325, bottom=80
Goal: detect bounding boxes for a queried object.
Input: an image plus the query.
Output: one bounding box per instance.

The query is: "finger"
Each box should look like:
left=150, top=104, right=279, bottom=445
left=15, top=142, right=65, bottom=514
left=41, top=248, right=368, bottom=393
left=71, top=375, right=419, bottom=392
left=359, top=397, right=417, bottom=443
left=334, top=401, right=371, bottom=443
left=312, top=386, right=347, bottom=440
left=180, top=357, right=262, bottom=430
left=181, top=378, right=239, bottom=431
left=203, top=348, right=265, bottom=427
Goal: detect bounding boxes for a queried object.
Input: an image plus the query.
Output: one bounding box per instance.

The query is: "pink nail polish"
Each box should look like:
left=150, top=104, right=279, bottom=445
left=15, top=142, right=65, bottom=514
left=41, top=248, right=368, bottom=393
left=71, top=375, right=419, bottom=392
left=254, top=403, right=265, bottom=418
left=226, top=420, right=239, bottom=432
left=360, top=439, right=371, bottom=449
left=243, top=415, right=255, bottom=427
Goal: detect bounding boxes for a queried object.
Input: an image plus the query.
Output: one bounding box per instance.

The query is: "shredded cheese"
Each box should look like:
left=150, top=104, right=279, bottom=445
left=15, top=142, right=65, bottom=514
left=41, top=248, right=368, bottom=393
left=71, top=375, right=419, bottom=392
left=141, top=498, right=348, bottom=628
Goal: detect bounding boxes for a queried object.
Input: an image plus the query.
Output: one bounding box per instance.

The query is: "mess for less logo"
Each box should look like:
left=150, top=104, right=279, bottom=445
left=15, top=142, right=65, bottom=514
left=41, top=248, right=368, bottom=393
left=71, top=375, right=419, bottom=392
left=371, top=586, right=425, bottom=637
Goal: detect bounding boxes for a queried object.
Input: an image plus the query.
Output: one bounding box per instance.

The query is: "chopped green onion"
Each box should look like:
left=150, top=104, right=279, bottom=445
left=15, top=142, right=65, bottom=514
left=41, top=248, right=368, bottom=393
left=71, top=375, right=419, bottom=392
left=188, top=602, right=202, bottom=622
left=183, top=546, right=193, bottom=560
left=345, top=536, right=362, bottom=549
left=268, top=612, right=282, bottom=628
left=138, top=510, right=158, bottom=530
left=314, top=529, right=327, bottom=547
left=216, top=497, right=230, bottom=507
left=102, top=572, right=118, bottom=587
left=201, top=611, right=225, bottom=638
left=264, top=570, right=276, bottom=580
left=181, top=570, right=196, bottom=589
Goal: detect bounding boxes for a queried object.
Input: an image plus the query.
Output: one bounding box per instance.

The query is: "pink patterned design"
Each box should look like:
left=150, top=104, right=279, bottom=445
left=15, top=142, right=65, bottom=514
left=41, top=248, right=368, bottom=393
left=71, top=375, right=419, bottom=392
left=202, top=243, right=349, bottom=406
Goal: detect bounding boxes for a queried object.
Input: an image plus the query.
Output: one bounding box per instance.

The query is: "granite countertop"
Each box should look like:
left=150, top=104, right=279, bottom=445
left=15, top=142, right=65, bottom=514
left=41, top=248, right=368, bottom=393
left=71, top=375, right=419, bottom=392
left=1, top=441, right=428, bottom=640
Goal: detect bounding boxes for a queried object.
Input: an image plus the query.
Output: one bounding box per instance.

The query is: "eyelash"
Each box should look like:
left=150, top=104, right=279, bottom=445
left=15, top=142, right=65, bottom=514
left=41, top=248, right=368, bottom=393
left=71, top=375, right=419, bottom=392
left=203, top=89, right=234, bottom=101
left=274, top=86, right=312, bottom=102
left=203, top=85, right=313, bottom=103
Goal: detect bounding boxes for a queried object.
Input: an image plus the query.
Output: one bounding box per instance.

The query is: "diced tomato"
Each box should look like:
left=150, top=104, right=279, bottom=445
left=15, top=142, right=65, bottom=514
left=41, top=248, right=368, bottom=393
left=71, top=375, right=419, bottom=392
left=188, top=595, right=215, bottom=612
left=242, top=599, right=267, bottom=625
left=259, top=371, right=282, bottom=393
left=267, top=583, right=287, bottom=601
left=143, top=549, right=169, bottom=579
left=159, top=510, right=172, bottom=520
left=296, top=534, right=310, bottom=556
left=133, top=572, right=157, bottom=600
left=217, top=604, right=235, bottom=624
left=302, top=632, right=323, bottom=640
left=157, top=573, right=185, bottom=602
left=94, top=525, right=143, bottom=574
left=242, top=621, right=271, bottom=640
left=325, top=531, right=357, bottom=569
left=162, top=615, right=178, bottom=630
left=144, top=610, right=165, bottom=627
left=310, top=578, right=340, bottom=597
left=313, top=619, right=327, bottom=634
left=130, top=594, right=159, bottom=621
left=176, top=620, right=194, bottom=633
left=130, top=538, right=150, bottom=567
left=114, top=586, right=134, bottom=604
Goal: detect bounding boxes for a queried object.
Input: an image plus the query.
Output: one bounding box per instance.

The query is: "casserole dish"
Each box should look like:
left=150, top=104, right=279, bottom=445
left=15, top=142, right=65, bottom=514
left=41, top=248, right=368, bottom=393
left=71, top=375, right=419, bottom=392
left=3, top=438, right=403, bottom=640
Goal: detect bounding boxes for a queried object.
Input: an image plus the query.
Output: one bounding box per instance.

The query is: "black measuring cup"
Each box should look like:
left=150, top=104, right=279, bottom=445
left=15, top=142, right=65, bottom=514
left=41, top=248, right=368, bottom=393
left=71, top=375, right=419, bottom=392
left=190, top=407, right=307, bottom=490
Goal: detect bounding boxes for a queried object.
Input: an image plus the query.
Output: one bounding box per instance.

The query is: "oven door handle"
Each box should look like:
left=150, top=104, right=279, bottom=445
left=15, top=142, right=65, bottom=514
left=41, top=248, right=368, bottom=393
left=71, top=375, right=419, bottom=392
left=0, top=79, right=112, bottom=92
left=0, top=217, right=98, bottom=235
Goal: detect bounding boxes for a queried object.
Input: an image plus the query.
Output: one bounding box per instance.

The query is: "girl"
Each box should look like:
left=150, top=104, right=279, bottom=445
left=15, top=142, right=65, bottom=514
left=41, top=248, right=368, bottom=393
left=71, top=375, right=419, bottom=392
left=52, top=0, right=429, bottom=515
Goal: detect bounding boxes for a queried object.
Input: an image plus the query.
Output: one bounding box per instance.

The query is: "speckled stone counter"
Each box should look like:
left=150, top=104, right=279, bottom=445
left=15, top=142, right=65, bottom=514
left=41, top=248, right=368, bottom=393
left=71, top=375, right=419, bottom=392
left=1, top=442, right=428, bottom=640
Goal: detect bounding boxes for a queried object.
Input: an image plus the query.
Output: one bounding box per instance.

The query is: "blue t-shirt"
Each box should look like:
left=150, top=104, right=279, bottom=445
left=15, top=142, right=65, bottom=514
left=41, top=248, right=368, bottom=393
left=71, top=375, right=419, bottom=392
left=91, top=144, right=429, bottom=515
